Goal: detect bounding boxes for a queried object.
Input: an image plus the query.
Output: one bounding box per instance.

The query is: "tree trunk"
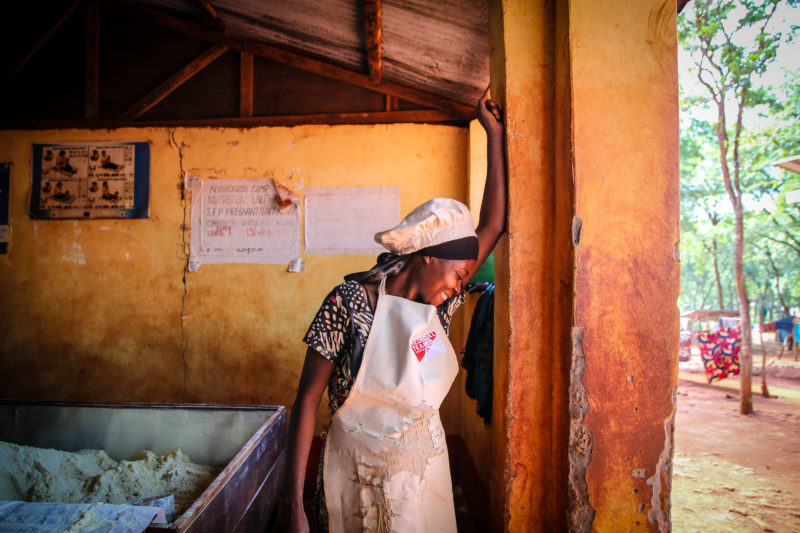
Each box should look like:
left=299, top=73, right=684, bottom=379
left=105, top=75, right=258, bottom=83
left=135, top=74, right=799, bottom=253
left=712, top=238, right=724, bottom=308
left=765, top=246, right=790, bottom=316
left=733, top=200, right=753, bottom=414
left=713, top=97, right=752, bottom=415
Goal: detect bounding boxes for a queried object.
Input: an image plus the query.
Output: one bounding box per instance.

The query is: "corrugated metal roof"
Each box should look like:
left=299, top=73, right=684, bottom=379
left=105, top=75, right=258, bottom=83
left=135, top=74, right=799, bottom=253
left=136, top=0, right=489, bottom=107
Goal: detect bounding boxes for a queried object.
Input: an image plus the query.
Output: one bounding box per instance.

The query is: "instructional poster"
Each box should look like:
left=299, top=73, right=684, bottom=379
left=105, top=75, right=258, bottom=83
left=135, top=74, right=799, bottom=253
left=189, top=177, right=300, bottom=269
left=304, top=186, right=400, bottom=254
left=30, top=142, right=149, bottom=219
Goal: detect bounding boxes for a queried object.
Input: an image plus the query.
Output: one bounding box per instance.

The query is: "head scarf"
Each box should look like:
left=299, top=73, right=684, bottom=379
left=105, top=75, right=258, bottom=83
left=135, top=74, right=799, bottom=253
left=345, top=237, right=478, bottom=283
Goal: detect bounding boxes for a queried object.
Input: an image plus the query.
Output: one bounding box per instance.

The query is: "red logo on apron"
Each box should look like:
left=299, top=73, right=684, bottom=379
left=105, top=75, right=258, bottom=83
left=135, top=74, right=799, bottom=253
left=411, top=331, right=437, bottom=362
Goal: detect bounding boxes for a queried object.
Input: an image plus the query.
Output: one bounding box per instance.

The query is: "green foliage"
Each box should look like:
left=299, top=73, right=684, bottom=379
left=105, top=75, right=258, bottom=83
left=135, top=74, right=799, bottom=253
left=678, top=0, right=800, bottom=316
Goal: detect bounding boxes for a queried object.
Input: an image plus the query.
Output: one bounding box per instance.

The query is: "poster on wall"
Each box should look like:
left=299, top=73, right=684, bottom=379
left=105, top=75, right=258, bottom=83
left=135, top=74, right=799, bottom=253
left=0, top=163, right=8, bottom=254
left=29, top=142, right=150, bottom=219
left=304, top=186, right=400, bottom=254
left=189, top=177, right=300, bottom=270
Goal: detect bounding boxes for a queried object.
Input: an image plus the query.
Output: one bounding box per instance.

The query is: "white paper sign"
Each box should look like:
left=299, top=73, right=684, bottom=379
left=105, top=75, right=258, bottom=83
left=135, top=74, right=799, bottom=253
left=304, top=186, right=400, bottom=254
left=190, top=178, right=300, bottom=267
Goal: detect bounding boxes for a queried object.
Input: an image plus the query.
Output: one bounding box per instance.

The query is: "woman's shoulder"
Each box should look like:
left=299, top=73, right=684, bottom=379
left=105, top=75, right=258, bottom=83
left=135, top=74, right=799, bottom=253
left=328, top=280, right=369, bottom=310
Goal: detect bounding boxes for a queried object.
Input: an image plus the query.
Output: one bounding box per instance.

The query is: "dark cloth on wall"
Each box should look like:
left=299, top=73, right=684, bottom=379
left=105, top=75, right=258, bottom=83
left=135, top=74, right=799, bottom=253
left=461, top=283, right=495, bottom=426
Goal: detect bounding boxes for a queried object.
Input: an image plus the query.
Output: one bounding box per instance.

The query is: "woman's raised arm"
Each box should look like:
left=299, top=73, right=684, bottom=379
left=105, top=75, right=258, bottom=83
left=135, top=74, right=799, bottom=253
left=472, top=91, right=507, bottom=275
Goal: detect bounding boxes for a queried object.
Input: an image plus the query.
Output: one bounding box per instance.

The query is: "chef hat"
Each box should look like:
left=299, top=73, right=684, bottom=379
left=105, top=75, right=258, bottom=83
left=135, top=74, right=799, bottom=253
left=374, top=198, right=478, bottom=258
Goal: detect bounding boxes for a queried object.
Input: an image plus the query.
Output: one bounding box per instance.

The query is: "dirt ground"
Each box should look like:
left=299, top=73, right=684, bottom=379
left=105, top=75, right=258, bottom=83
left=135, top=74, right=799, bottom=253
left=673, top=340, right=800, bottom=532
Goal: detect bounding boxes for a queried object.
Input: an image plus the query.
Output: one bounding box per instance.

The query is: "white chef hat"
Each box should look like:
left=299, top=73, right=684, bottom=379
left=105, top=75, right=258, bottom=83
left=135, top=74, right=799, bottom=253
left=374, top=198, right=478, bottom=258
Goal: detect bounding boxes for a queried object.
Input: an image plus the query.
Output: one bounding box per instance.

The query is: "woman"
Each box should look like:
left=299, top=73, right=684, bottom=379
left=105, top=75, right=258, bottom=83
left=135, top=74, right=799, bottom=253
left=282, top=93, right=506, bottom=533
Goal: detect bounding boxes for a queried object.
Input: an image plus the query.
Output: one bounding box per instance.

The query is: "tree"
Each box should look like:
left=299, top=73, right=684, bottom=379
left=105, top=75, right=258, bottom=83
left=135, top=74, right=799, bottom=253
left=679, top=0, right=799, bottom=414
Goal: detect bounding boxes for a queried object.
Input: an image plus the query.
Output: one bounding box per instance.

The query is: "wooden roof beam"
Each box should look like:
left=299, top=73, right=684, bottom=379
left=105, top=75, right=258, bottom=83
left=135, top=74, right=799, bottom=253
left=364, top=0, right=382, bottom=82
left=117, top=1, right=474, bottom=118
left=240, top=52, right=253, bottom=117
left=1, top=0, right=80, bottom=90
left=118, top=43, right=228, bottom=120
left=85, top=0, right=100, bottom=120
left=194, top=0, right=225, bottom=32
left=2, top=110, right=465, bottom=130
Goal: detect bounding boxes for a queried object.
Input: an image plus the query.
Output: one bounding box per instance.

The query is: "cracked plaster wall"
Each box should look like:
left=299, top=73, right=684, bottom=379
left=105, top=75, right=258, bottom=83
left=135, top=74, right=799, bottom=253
left=0, top=124, right=469, bottom=430
left=571, top=0, right=680, bottom=530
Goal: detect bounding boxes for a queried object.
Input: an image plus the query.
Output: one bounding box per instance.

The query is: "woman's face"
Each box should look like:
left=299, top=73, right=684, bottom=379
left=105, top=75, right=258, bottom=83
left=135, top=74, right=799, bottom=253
left=416, top=257, right=475, bottom=306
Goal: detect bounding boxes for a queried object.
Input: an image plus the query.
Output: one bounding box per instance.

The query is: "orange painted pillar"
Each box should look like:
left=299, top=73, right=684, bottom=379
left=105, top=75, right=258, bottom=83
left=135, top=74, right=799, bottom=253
left=488, top=0, right=573, bottom=531
left=488, top=0, right=680, bottom=531
left=571, top=0, right=680, bottom=530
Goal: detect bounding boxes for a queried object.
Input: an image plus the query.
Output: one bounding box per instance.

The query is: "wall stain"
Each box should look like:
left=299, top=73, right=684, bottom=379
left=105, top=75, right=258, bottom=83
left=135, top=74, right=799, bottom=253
left=647, top=386, right=676, bottom=532
left=568, top=327, right=595, bottom=532
left=572, top=216, right=582, bottom=247
left=647, top=0, right=675, bottom=74
left=168, top=129, right=189, bottom=401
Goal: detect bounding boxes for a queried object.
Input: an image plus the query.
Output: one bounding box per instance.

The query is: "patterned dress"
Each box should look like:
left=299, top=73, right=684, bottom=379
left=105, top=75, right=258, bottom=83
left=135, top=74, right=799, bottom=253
left=303, top=279, right=465, bottom=532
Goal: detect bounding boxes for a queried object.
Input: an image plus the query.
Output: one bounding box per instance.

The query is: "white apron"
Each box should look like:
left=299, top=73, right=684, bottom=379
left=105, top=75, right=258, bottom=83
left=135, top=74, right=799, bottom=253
left=323, top=277, right=459, bottom=533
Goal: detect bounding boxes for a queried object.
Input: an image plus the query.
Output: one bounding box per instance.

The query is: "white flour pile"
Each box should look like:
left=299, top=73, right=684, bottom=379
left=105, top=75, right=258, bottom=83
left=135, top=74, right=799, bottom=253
left=0, top=441, right=219, bottom=515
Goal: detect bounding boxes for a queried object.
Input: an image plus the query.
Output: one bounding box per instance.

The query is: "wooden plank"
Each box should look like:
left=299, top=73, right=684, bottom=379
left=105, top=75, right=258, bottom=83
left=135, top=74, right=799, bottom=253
left=1, top=110, right=465, bottom=130
left=194, top=0, right=225, bottom=32
left=385, top=94, right=398, bottom=112
left=85, top=0, right=100, bottom=121
left=239, top=52, right=253, bottom=117
left=118, top=43, right=228, bottom=121
left=1, top=0, right=80, bottom=90
left=173, top=409, right=286, bottom=533
left=117, top=1, right=474, bottom=117
left=364, top=0, right=382, bottom=82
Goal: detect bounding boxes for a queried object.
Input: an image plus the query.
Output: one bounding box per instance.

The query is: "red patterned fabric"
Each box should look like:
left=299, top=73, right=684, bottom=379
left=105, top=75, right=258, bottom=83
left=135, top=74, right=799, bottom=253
left=697, top=325, right=741, bottom=383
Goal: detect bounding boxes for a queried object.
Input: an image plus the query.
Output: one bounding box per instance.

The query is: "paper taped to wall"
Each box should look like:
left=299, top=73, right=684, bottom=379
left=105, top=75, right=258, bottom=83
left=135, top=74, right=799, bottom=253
left=189, top=177, right=300, bottom=268
left=304, top=186, right=400, bottom=254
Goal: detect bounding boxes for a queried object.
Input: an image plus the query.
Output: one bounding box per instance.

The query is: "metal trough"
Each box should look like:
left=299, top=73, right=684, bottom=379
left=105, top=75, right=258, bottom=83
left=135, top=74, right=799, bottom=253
left=0, top=401, right=286, bottom=532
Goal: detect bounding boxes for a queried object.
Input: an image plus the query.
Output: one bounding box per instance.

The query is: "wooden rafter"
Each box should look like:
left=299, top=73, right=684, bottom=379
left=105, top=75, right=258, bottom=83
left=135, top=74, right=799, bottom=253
left=118, top=1, right=474, bottom=118
left=364, top=0, right=382, bottom=82
left=1, top=109, right=463, bottom=130
left=240, top=52, right=254, bottom=117
left=118, top=43, right=228, bottom=120
left=85, top=0, right=100, bottom=120
left=194, top=0, right=225, bottom=32
left=1, top=0, right=80, bottom=90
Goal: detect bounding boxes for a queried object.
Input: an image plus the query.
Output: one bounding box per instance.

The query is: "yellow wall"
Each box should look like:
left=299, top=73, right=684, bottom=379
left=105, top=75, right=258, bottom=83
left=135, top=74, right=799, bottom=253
left=0, top=124, right=469, bottom=434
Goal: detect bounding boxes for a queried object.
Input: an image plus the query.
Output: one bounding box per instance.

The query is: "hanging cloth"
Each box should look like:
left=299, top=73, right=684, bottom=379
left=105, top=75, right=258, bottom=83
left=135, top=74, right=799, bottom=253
left=323, top=277, right=459, bottom=533
left=697, top=325, right=741, bottom=383
left=461, top=283, right=495, bottom=425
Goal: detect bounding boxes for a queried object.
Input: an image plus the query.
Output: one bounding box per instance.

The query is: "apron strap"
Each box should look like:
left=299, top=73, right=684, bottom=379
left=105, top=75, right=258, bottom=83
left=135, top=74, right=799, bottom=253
left=378, top=275, right=388, bottom=296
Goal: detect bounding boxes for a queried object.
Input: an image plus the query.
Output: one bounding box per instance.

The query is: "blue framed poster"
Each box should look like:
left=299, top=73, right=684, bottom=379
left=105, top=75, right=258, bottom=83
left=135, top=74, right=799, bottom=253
left=0, top=163, right=8, bottom=254
left=30, top=142, right=149, bottom=219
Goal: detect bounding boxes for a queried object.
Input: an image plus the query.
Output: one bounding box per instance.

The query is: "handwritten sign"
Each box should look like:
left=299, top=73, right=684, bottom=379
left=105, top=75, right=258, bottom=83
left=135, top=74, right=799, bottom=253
left=190, top=178, right=300, bottom=269
left=304, top=186, right=400, bottom=254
